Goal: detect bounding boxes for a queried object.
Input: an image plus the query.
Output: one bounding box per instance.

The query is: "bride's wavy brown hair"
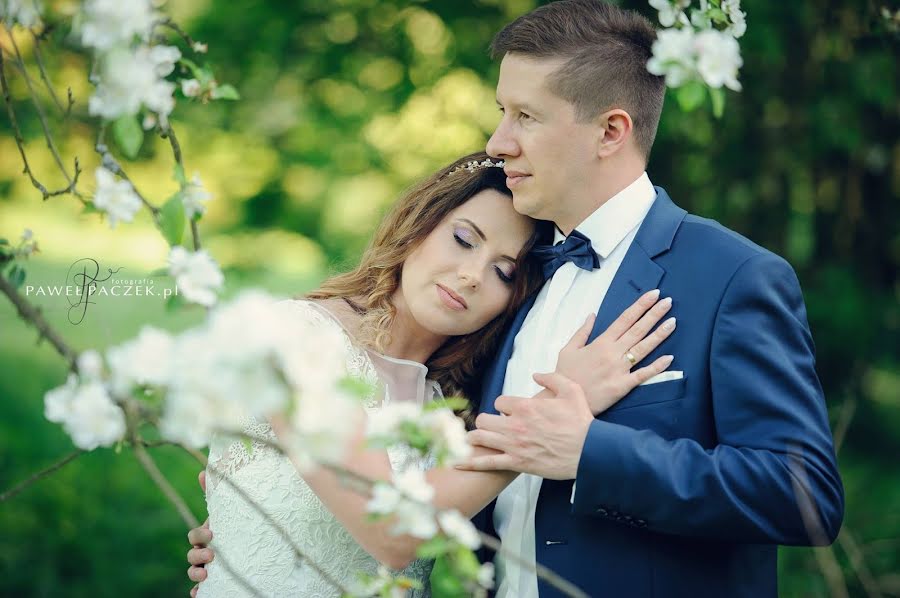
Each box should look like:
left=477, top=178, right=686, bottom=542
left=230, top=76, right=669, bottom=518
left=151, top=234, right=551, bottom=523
left=306, top=151, right=547, bottom=409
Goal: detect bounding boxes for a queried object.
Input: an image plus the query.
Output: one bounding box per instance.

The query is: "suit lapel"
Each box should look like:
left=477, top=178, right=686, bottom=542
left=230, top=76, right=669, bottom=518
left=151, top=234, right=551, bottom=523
left=588, top=187, right=686, bottom=342
left=479, top=292, right=540, bottom=415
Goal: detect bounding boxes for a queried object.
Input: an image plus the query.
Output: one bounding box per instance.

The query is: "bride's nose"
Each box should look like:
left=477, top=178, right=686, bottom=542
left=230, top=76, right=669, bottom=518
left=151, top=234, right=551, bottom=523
left=457, top=262, right=482, bottom=290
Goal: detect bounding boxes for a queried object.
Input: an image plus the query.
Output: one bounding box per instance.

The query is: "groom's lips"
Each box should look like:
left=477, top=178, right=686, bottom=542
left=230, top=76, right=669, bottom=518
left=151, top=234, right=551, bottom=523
left=504, top=169, right=531, bottom=188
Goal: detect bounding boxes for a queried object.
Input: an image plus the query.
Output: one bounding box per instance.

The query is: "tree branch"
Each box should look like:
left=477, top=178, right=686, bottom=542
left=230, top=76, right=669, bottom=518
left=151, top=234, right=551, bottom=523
left=160, top=125, right=201, bottom=250
left=133, top=440, right=199, bottom=529
left=95, top=142, right=162, bottom=226
left=0, top=449, right=85, bottom=502
left=243, top=431, right=588, bottom=598
left=4, top=24, right=83, bottom=201
left=29, top=28, right=73, bottom=117
left=0, top=40, right=81, bottom=201
left=0, top=271, right=79, bottom=369
left=838, top=528, right=884, bottom=598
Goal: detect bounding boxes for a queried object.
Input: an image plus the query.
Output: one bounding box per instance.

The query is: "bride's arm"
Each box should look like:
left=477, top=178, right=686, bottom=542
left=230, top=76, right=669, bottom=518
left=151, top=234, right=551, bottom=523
left=276, top=413, right=513, bottom=570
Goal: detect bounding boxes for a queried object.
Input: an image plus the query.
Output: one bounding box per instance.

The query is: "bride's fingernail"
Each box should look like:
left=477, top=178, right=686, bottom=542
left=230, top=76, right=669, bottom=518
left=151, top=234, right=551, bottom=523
left=663, top=317, right=676, bottom=330
left=662, top=355, right=674, bottom=364
left=647, top=289, right=661, bottom=301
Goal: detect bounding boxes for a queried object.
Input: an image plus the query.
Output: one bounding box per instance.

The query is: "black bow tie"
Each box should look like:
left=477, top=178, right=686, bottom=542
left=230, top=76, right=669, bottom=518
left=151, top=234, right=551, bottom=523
left=531, top=229, right=601, bottom=280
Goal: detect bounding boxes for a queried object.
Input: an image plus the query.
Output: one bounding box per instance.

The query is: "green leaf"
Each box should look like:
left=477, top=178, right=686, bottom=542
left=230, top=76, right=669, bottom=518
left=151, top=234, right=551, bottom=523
left=241, top=436, right=254, bottom=455
left=430, top=555, right=468, bottom=598
left=178, top=57, right=202, bottom=78
left=675, top=81, right=707, bottom=112
left=158, top=193, right=186, bottom=247
left=82, top=202, right=101, bottom=215
left=166, top=292, right=186, bottom=312
left=338, top=375, right=379, bottom=400
left=147, top=268, right=170, bottom=277
left=451, top=546, right=481, bottom=579
left=424, top=397, right=470, bottom=412
left=211, top=84, right=240, bottom=101
left=710, top=87, right=726, bottom=118
left=8, top=264, right=25, bottom=289
left=112, top=115, right=144, bottom=159
left=0, top=238, right=8, bottom=245
left=708, top=7, right=728, bottom=25
left=416, top=536, right=452, bottom=559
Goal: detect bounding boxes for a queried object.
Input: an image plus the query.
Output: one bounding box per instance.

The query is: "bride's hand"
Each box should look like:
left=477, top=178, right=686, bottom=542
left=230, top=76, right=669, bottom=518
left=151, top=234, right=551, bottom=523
left=554, top=289, right=676, bottom=415
left=187, top=471, right=214, bottom=596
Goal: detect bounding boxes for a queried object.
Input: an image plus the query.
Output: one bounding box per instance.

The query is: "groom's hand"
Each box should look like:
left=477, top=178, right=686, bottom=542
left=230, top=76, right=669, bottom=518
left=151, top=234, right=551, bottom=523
left=459, top=372, right=593, bottom=479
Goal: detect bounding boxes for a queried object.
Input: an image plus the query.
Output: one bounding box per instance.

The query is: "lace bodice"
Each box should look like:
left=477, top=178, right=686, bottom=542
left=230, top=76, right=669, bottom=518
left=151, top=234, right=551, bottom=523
left=197, top=300, right=439, bottom=597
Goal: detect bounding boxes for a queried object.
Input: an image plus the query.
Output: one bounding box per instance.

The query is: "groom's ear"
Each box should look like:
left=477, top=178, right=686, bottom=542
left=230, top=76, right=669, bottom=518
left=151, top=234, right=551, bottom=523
left=594, top=108, right=633, bottom=159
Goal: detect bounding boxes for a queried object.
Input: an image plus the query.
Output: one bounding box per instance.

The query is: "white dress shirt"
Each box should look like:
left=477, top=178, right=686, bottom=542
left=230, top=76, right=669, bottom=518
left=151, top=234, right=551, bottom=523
left=493, top=172, right=657, bottom=597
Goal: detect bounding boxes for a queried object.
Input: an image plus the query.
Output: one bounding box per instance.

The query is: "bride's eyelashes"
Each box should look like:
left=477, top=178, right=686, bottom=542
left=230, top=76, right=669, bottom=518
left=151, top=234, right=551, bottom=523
left=452, top=228, right=516, bottom=284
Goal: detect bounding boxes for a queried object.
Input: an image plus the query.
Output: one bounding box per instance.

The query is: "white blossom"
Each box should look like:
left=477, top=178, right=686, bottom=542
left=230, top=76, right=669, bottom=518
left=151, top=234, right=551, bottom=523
left=366, top=402, right=422, bottom=439
left=88, top=46, right=176, bottom=120
left=182, top=173, right=211, bottom=218
left=92, top=167, right=142, bottom=228
left=648, top=0, right=688, bottom=28
left=181, top=78, right=202, bottom=98
left=106, top=326, right=174, bottom=395
left=44, top=376, right=125, bottom=450
left=368, top=469, right=438, bottom=539
left=21, top=228, right=33, bottom=241
left=149, top=44, right=181, bottom=76
left=722, top=0, right=747, bottom=38
left=438, top=509, right=481, bottom=549
left=167, top=246, right=224, bottom=307
left=80, top=0, right=156, bottom=50
left=695, top=30, right=743, bottom=91
left=359, top=566, right=408, bottom=598
left=63, top=381, right=126, bottom=450
left=77, top=350, right=104, bottom=381
left=1, top=0, right=42, bottom=28
left=392, top=468, right=434, bottom=503
left=477, top=563, right=495, bottom=590
left=422, top=408, right=472, bottom=465
left=44, top=374, right=78, bottom=424
left=156, top=293, right=357, bottom=450
left=647, top=28, right=696, bottom=88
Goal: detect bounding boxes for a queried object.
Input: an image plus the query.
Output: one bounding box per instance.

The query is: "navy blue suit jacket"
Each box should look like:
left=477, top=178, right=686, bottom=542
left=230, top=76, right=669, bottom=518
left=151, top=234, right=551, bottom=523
left=472, top=189, right=844, bottom=597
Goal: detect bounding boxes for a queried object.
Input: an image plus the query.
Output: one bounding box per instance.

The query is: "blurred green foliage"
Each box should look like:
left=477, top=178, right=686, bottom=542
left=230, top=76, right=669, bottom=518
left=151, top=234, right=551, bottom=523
left=1, top=0, right=898, bottom=596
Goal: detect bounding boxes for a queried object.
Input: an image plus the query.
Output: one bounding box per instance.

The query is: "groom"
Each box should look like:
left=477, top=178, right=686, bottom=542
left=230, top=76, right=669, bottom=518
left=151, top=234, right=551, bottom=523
left=458, top=1, right=843, bottom=597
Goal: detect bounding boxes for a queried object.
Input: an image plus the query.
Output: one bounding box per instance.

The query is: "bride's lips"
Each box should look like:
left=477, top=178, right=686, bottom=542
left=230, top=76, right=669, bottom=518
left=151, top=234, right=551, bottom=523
left=504, top=169, right=531, bottom=188
left=436, top=284, right=468, bottom=311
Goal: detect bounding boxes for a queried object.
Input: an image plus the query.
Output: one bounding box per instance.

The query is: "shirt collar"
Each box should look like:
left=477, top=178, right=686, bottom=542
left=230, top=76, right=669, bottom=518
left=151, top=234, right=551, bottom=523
left=553, top=172, right=657, bottom=259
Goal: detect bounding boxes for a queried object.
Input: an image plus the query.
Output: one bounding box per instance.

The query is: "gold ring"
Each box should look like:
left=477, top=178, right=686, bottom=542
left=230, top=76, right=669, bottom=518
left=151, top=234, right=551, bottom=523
left=624, top=351, right=637, bottom=366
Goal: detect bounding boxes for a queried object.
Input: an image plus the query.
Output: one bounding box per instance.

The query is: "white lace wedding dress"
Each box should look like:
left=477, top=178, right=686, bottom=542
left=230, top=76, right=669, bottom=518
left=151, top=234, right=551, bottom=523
left=197, top=300, right=437, bottom=597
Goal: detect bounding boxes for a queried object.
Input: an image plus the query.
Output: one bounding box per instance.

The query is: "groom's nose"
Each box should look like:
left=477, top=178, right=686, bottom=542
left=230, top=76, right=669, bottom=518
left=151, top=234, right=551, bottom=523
left=486, top=118, right=519, bottom=159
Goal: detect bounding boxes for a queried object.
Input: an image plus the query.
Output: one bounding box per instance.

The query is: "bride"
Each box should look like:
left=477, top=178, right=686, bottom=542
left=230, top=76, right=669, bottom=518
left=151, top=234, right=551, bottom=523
left=188, top=152, right=675, bottom=597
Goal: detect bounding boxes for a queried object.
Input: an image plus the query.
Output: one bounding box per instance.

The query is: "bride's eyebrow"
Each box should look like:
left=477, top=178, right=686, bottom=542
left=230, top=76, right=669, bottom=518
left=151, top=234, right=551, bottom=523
left=457, top=218, right=516, bottom=264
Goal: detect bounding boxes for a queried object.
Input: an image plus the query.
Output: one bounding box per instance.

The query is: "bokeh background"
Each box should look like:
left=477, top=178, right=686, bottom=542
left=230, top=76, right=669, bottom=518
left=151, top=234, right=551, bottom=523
left=1, top=0, right=898, bottom=596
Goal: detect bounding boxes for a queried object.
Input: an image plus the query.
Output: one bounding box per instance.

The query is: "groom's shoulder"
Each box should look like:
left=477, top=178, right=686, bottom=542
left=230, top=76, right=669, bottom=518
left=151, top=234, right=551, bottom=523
left=671, top=211, right=793, bottom=275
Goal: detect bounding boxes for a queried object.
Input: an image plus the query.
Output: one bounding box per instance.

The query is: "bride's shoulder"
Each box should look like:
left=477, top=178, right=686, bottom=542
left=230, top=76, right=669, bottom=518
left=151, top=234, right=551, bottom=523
left=276, top=298, right=350, bottom=334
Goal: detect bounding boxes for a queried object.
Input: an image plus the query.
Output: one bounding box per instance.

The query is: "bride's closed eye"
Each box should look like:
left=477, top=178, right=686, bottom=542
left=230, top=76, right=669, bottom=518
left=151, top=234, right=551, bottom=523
left=452, top=227, right=515, bottom=284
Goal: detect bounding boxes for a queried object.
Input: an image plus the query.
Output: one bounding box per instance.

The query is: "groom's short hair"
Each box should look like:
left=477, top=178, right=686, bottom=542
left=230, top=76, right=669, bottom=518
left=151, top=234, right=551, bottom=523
left=491, top=0, right=665, bottom=160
